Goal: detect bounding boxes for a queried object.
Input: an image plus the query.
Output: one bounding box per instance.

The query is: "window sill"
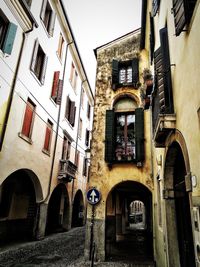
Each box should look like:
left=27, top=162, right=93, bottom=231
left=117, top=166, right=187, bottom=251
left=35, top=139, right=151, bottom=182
left=18, top=132, right=33, bottom=144
left=42, top=148, right=51, bottom=156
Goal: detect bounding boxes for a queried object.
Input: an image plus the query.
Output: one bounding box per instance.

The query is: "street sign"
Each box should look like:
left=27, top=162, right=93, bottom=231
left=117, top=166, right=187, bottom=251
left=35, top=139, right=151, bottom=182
left=87, top=188, right=101, bottom=205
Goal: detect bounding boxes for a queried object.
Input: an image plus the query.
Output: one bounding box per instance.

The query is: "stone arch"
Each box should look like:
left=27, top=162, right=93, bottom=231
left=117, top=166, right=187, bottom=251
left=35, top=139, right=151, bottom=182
left=164, top=131, right=195, bottom=267
left=72, top=189, right=84, bottom=227
left=0, top=169, right=41, bottom=244
left=111, top=92, right=140, bottom=110
left=105, top=180, right=153, bottom=262
left=46, top=183, right=70, bottom=234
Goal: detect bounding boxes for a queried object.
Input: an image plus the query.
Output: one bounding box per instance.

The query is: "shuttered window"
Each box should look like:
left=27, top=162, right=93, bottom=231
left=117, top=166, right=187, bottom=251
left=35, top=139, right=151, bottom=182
left=43, top=119, right=53, bottom=152
left=57, top=33, right=64, bottom=60
left=173, top=0, right=197, bottom=36
left=85, top=129, right=90, bottom=146
left=87, top=102, right=91, bottom=119
left=40, top=0, right=56, bottom=36
left=0, top=11, right=17, bottom=55
left=21, top=99, right=35, bottom=138
left=112, top=58, right=139, bottom=90
left=105, top=108, right=144, bottom=164
left=69, top=62, right=78, bottom=90
left=51, top=71, right=60, bottom=100
left=82, top=157, right=87, bottom=176
left=65, top=96, right=76, bottom=126
left=30, top=40, right=48, bottom=85
left=149, top=14, right=155, bottom=64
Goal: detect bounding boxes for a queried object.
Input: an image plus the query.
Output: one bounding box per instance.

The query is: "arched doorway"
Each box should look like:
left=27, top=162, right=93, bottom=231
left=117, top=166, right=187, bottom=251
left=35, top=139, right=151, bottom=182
left=105, top=181, right=153, bottom=262
left=46, top=184, right=70, bottom=234
left=0, top=169, right=39, bottom=244
left=72, top=190, right=84, bottom=227
left=164, top=141, right=195, bottom=267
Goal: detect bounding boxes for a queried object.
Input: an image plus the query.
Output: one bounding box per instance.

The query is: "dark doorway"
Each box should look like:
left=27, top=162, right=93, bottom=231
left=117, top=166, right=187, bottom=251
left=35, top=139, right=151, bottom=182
left=0, top=170, right=37, bottom=245
left=46, top=184, right=69, bottom=234
left=72, top=190, right=84, bottom=227
left=173, top=143, right=195, bottom=267
left=105, top=181, right=153, bottom=263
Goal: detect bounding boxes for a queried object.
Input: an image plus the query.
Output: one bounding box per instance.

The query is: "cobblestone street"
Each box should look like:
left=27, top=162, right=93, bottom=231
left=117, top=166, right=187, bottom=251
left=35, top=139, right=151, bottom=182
left=0, top=226, right=154, bottom=267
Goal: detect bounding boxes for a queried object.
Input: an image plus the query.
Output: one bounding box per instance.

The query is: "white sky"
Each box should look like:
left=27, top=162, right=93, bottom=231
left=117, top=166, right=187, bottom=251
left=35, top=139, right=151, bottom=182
left=64, top=0, right=142, bottom=90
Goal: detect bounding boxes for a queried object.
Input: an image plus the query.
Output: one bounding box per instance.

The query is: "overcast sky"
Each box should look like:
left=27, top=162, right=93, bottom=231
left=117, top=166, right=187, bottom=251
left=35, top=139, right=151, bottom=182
left=64, top=0, right=142, bottom=90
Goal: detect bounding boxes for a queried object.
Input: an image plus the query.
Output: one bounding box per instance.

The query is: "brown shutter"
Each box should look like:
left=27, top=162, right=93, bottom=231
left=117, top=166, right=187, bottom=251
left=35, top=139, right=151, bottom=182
left=55, top=79, right=63, bottom=105
left=44, top=125, right=51, bottom=151
left=30, top=39, right=39, bottom=72
left=22, top=101, right=34, bottom=137
left=51, top=71, right=60, bottom=99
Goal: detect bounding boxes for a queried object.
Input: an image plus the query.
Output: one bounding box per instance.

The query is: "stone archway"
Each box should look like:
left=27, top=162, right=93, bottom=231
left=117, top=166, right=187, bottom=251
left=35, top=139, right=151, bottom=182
left=105, top=181, right=153, bottom=262
left=0, top=169, right=41, bottom=244
left=72, top=189, right=84, bottom=227
left=164, top=141, right=195, bottom=267
left=46, top=184, right=70, bottom=234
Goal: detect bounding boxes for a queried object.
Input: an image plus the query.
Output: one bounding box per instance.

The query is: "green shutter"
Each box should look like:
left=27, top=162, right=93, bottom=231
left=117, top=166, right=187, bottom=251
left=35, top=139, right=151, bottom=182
left=2, top=22, right=17, bottom=55
left=135, top=108, right=144, bottom=165
left=112, top=60, right=119, bottom=90
left=105, top=110, right=115, bottom=163
left=132, top=58, right=139, bottom=87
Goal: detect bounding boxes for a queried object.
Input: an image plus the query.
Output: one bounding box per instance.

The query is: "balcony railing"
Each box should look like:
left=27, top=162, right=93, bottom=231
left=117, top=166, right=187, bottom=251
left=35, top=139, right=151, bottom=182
left=57, top=159, right=77, bottom=182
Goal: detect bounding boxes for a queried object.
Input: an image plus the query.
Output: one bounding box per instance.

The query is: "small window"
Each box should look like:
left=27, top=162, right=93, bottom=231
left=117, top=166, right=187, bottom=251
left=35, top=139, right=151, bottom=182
left=40, top=0, right=55, bottom=36
left=79, top=118, right=82, bottom=138
left=30, top=39, right=48, bottom=84
left=57, top=33, right=64, bottom=60
left=85, top=129, right=90, bottom=147
left=65, top=96, right=76, bottom=126
left=87, top=102, right=91, bottom=119
left=0, top=10, right=17, bottom=55
left=62, top=137, right=71, bottom=160
left=69, top=62, right=78, bottom=90
left=82, top=157, right=87, bottom=176
left=43, top=119, right=53, bottom=153
left=112, top=58, right=139, bottom=90
left=51, top=71, right=60, bottom=101
left=21, top=98, right=35, bottom=139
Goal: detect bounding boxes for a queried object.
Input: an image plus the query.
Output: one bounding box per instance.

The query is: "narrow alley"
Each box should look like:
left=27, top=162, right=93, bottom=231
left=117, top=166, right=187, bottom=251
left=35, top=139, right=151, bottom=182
left=0, top=226, right=155, bottom=267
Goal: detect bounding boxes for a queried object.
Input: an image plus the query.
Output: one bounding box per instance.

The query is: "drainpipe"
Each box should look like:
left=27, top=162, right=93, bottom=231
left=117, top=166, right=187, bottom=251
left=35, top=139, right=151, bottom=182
left=71, top=79, right=87, bottom=203
left=0, top=23, right=37, bottom=151
left=41, top=41, right=74, bottom=203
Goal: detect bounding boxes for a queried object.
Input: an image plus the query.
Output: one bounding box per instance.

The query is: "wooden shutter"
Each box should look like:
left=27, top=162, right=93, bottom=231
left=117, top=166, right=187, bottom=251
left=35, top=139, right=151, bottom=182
left=44, top=122, right=52, bottom=151
left=105, top=110, right=115, bottom=163
left=40, top=0, right=47, bottom=20
left=2, top=22, right=17, bottom=55
left=49, top=12, right=56, bottom=36
left=173, top=0, right=197, bottom=36
left=40, top=54, right=48, bottom=85
left=70, top=102, right=76, bottom=126
left=85, top=129, right=90, bottom=146
left=22, top=101, right=34, bottom=137
left=152, top=0, right=160, bottom=16
left=30, top=39, right=39, bottom=72
left=51, top=71, right=60, bottom=99
left=112, top=60, right=119, bottom=90
left=149, top=14, right=155, bottom=64
left=55, top=79, right=63, bottom=105
left=132, top=58, right=139, bottom=86
left=160, top=28, right=174, bottom=113
left=135, top=108, right=144, bottom=164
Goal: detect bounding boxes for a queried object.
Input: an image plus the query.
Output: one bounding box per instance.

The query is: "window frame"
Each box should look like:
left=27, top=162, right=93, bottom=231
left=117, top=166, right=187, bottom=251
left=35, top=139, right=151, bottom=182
left=40, top=0, right=56, bottom=36
left=69, top=62, right=78, bottom=90
left=57, top=33, right=65, bottom=61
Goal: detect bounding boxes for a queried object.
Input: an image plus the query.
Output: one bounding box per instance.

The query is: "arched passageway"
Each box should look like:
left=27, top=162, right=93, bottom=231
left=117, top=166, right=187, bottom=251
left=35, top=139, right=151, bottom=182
left=105, top=181, right=153, bottom=262
left=164, top=142, right=195, bottom=267
left=72, top=190, right=84, bottom=227
left=0, top=169, right=39, bottom=244
left=46, top=184, right=70, bottom=234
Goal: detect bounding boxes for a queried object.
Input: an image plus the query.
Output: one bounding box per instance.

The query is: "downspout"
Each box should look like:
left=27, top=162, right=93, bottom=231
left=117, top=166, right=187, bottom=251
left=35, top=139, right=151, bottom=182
left=71, top=79, right=87, bottom=203
left=41, top=41, right=74, bottom=203
left=0, top=24, right=37, bottom=151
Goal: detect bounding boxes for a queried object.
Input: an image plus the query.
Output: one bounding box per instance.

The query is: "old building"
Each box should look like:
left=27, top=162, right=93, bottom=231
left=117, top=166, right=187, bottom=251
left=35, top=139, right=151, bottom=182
left=84, top=29, right=154, bottom=263
left=140, top=0, right=200, bottom=266
left=0, top=0, right=94, bottom=244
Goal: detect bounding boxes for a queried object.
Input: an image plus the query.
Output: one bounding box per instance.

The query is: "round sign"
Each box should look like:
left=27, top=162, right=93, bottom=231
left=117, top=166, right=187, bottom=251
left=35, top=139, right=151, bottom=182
left=87, top=188, right=101, bottom=205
